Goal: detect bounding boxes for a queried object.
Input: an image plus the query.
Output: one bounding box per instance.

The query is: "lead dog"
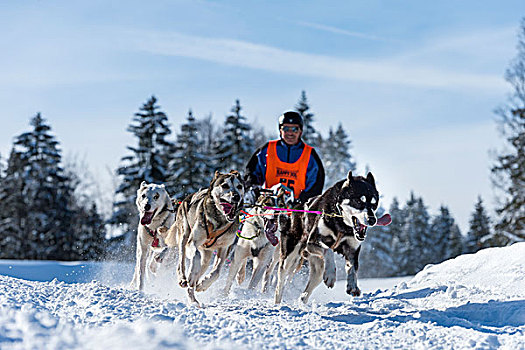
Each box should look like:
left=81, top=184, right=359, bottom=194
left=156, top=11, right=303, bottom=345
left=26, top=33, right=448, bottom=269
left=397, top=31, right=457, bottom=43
left=274, top=171, right=391, bottom=304
left=163, top=170, right=244, bottom=305
left=131, top=182, right=177, bottom=291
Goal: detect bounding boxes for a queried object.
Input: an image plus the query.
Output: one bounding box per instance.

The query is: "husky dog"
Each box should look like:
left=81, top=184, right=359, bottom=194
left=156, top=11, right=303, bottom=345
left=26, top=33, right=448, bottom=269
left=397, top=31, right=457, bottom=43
left=131, top=182, right=177, bottom=291
left=163, top=170, right=244, bottom=305
left=274, top=171, right=391, bottom=304
left=223, top=184, right=294, bottom=295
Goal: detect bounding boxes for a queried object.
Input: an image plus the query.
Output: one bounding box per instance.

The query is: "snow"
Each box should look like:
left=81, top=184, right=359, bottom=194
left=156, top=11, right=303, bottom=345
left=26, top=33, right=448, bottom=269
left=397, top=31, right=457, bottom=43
left=1, top=244, right=524, bottom=349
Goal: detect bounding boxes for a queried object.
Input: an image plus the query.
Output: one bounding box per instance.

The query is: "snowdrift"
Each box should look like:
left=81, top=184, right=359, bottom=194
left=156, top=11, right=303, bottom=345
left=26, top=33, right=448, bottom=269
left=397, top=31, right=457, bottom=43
left=0, top=243, right=524, bottom=349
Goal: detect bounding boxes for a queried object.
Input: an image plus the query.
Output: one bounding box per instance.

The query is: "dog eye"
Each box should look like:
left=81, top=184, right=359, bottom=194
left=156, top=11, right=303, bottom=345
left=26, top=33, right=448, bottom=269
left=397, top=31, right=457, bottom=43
left=360, top=196, right=366, bottom=202
left=142, top=194, right=146, bottom=199
left=221, top=183, right=230, bottom=189
left=154, top=194, right=159, bottom=200
left=236, top=184, right=243, bottom=190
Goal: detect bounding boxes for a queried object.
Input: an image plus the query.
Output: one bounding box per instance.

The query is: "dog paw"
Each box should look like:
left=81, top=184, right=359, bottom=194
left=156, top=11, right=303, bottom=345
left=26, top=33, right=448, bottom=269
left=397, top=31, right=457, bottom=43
left=196, top=278, right=211, bottom=292
left=346, top=287, right=361, bottom=297
left=179, top=279, right=188, bottom=288
left=300, top=292, right=310, bottom=304
left=324, top=272, right=336, bottom=289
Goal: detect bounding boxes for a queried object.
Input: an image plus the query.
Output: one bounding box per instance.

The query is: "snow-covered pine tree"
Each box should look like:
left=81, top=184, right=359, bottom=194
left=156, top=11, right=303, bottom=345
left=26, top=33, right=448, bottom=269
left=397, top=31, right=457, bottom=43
left=195, top=113, right=220, bottom=184
left=70, top=203, right=106, bottom=260
left=464, top=196, right=492, bottom=253
left=397, top=193, right=431, bottom=275
left=387, top=197, right=408, bottom=276
left=252, top=122, right=275, bottom=150
left=429, top=205, right=463, bottom=263
left=6, top=114, right=74, bottom=260
left=0, top=153, right=4, bottom=175
left=214, top=99, right=254, bottom=174
left=491, top=18, right=525, bottom=244
left=322, top=123, right=356, bottom=187
left=108, top=96, right=174, bottom=258
left=446, top=223, right=463, bottom=260
left=168, top=109, right=211, bottom=199
left=294, top=90, right=319, bottom=147
left=0, top=150, right=25, bottom=259
left=62, top=155, right=107, bottom=260
left=359, top=207, right=395, bottom=277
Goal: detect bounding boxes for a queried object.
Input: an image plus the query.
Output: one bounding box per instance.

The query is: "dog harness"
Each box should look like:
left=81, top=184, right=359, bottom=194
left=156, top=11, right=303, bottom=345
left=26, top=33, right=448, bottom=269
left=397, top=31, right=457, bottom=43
left=144, top=226, right=160, bottom=247
left=265, top=140, right=312, bottom=199
left=142, top=203, right=175, bottom=248
left=201, top=209, right=235, bottom=248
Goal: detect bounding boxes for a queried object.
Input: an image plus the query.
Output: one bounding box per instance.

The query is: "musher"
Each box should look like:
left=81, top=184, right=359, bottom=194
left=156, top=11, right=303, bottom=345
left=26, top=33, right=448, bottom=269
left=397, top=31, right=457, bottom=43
left=245, top=111, right=325, bottom=205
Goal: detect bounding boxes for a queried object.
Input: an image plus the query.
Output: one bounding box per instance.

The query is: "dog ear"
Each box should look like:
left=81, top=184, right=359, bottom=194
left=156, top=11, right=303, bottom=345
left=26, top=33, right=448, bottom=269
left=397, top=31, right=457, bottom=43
left=366, top=172, right=376, bottom=187
left=343, top=171, right=353, bottom=188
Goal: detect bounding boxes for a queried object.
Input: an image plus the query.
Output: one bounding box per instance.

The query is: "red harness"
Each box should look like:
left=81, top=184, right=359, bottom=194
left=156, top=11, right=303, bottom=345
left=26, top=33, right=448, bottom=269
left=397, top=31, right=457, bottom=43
left=144, top=226, right=160, bottom=247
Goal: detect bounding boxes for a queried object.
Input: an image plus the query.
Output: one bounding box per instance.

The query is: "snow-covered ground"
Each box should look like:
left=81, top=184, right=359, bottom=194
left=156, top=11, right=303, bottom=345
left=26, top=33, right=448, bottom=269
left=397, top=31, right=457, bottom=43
left=0, top=244, right=524, bottom=349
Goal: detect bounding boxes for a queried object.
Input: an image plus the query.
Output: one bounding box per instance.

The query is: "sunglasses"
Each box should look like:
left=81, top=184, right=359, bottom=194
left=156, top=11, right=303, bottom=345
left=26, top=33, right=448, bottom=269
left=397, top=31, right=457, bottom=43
left=281, top=126, right=300, bottom=133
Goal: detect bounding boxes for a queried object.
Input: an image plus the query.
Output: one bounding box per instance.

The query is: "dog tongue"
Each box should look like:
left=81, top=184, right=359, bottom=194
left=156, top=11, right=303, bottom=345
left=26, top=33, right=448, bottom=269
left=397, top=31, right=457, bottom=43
left=377, top=213, right=392, bottom=226
left=141, top=211, right=154, bottom=225
left=265, top=231, right=279, bottom=246
left=220, top=203, right=233, bottom=214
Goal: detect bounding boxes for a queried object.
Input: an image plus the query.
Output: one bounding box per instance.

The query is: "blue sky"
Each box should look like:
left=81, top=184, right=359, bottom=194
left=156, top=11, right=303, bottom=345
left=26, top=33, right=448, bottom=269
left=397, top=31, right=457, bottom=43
left=1, top=0, right=524, bottom=232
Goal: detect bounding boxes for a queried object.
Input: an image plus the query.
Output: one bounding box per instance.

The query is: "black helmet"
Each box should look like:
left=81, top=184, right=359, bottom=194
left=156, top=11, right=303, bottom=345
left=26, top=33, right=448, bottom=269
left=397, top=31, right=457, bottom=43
left=278, top=111, right=303, bottom=130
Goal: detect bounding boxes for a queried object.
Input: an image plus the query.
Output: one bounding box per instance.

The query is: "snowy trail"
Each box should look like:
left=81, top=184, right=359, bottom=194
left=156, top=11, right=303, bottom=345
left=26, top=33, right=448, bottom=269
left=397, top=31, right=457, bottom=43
left=1, top=244, right=524, bottom=349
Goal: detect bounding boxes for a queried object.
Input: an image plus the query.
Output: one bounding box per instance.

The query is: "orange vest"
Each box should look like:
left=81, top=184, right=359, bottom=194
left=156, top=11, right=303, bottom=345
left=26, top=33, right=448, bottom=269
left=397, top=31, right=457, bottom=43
left=265, top=140, right=312, bottom=199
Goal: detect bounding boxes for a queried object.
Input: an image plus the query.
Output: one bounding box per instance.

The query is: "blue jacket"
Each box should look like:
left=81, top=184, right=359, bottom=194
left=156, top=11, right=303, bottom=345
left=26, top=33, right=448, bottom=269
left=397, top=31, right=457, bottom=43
left=245, top=139, right=325, bottom=203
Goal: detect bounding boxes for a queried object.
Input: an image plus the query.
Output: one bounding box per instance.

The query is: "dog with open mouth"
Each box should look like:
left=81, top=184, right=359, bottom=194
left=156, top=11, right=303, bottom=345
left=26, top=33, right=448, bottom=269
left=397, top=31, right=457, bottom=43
left=131, top=181, right=177, bottom=291
left=222, top=184, right=293, bottom=296
left=273, top=171, right=391, bottom=304
left=162, top=170, right=244, bottom=306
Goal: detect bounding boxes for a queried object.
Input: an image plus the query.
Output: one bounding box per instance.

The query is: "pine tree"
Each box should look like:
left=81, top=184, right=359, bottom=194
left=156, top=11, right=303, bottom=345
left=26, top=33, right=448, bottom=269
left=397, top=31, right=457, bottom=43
left=447, top=223, right=463, bottom=260
left=388, top=197, right=408, bottom=276
left=0, top=150, right=25, bottom=258
left=168, top=109, right=211, bottom=199
left=491, top=18, right=525, bottom=244
left=464, top=197, right=492, bottom=253
left=2, top=114, right=74, bottom=260
left=0, top=153, right=5, bottom=175
left=429, top=206, right=463, bottom=263
left=214, top=99, right=254, bottom=174
left=397, top=193, right=431, bottom=275
left=196, top=113, right=219, bottom=184
left=294, top=90, right=319, bottom=147
left=108, top=96, right=174, bottom=258
left=70, top=203, right=106, bottom=260
left=322, top=123, right=356, bottom=186
left=359, top=207, right=395, bottom=277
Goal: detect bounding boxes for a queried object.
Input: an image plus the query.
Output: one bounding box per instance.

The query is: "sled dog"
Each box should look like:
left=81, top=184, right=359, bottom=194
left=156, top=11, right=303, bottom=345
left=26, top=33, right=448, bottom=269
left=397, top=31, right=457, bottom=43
left=165, top=170, right=244, bottom=305
left=131, top=182, right=177, bottom=291
left=223, top=184, right=294, bottom=295
left=274, top=171, right=391, bottom=304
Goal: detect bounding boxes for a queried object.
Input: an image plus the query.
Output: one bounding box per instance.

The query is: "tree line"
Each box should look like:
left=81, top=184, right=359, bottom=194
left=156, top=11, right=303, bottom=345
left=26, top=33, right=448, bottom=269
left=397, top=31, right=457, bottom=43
left=0, top=18, right=523, bottom=272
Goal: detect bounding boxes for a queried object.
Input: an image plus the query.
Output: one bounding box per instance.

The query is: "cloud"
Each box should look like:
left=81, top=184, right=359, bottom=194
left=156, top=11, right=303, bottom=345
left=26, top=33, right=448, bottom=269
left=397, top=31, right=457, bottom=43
left=124, top=30, right=506, bottom=92
left=294, top=20, right=395, bottom=42
left=392, top=26, right=518, bottom=66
